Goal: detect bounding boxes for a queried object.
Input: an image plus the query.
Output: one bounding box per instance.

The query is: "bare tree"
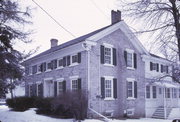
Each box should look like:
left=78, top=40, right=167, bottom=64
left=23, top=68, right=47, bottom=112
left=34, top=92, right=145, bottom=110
left=118, top=0, right=180, bottom=62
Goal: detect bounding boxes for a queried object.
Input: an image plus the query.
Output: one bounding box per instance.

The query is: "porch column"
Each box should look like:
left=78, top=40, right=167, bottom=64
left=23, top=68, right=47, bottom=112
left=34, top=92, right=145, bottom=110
left=163, top=87, right=167, bottom=119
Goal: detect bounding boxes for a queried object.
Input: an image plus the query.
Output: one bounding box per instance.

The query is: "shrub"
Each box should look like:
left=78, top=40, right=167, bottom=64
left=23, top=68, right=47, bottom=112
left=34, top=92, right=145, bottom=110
left=6, top=96, right=36, bottom=111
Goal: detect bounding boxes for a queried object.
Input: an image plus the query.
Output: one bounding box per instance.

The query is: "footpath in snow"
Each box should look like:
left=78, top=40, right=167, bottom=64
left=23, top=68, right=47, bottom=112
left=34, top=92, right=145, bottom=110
left=0, top=105, right=174, bottom=122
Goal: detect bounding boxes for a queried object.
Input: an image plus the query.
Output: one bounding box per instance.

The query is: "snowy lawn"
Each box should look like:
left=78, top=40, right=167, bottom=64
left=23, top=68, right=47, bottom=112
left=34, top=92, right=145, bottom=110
left=0, top=105, right=174, bottom=122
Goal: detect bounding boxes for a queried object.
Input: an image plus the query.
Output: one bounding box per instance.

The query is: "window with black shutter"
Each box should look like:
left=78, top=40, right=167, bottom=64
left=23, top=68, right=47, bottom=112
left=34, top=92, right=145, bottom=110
left=127, top=80, right=137, bottom=99
left=63, top=57, right=66, bottom=67
left=113, top=78, right=117, bottom=98
left=113, top=48, right=117, bottom=66
left=32, top=65, right=37, bottom=74
left=124, top=49, right=137, bottom=69
left=101, top=77, right=105, bottom=98
left=67, top=56, right=71, bottom=66
left=54, top=81, right=57, bottom=97
left=100, top=45, right=105, bottom=64
left=78, top=52, right=81, bottom=63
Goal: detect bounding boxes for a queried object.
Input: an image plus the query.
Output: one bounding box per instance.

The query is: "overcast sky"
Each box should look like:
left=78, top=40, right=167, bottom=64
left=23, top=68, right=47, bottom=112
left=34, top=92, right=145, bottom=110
left=16, top=0, right=150, bottom=57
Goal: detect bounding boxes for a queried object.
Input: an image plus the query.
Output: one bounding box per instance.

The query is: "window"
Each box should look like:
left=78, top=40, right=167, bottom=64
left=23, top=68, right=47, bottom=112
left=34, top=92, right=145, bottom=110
left=127, top=82, right=133, bottom=97
left=58, top=82, right=63, bottom=93
left=72, top=54, right=78, bottom=63
left=29, top=85, right=33, bottom=97
left=71, top=77, right=81, bottom=91
left=127, top=52, right=133, bottom=68
left=100, top=45, right=117, bottom=66
left=32, top=65, right=37, bottom=74
left=146, top=86, right=150, bottom=98
left=172, top=88, right=177, bottom=98
left=25, top=67, right=29, bottom=75
left=161, top=65, right=168, bottom=73
left=105, top=79, right=113, bottom=98
left=159, top=88, right=162, bottom=94
left=152, top=86, right=157, bottom=98
left=72, top=79, right=78, bottom=91
left=101, top=77, right=117, bottom=99
left=58, top=59, right=63, bottom=67
left=150, top=62, right=159, bottom=72
left=127, top=79, right=137, bottom=99
left=37, top=84, right=42, bottom=97
left=165, top=88, right=170, bottom=98
left=51, top=59, right=57, bottom=69
left=104, top=47, right=112, bottom=64
left=47, top=62, right=52, bottom=70
left=124, top=49, right=137, bottom=69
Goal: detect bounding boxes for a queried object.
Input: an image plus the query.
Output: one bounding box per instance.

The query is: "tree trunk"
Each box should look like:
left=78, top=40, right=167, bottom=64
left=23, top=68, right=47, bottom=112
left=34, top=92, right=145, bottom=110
left=10, top=79, right=14, bottom=99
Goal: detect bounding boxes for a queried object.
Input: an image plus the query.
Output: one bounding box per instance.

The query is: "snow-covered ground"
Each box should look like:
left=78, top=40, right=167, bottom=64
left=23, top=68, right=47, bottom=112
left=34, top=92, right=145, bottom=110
left=0, top=105, right=175, bottom=122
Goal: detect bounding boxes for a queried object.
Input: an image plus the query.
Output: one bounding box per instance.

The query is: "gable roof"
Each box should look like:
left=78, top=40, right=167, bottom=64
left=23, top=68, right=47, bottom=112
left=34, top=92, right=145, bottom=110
left=86, top=21, right=149, bottom=55
left=25, top=25, right=111, bottom=62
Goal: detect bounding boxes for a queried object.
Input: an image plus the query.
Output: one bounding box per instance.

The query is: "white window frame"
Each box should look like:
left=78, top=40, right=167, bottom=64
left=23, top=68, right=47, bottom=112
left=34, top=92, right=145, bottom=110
left=70, top=53, right=79, bottom=66
left=57, top=78, right=64, bottom=95
left=127, top=78, right=135, bottom=99
left=103, top=43, right=114, bottom=66
left=104, top=76, right=114, bottom=100
left=125, top=49, right=135, bottom=70
left=70, top=76, right=79, bottom=91
left=57, top=58, right=63, bottom=69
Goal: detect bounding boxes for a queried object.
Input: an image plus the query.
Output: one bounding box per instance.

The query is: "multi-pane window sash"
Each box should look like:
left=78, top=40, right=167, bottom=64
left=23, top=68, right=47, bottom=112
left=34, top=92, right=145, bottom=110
left=72, top=54, right=78, bottom=63
left=72, top=79, right=78, bottom=91
left=152, top=86, right=157, bottom=98
left=165, top=88, right=171, bottom=98
left=146, top=86, right=150, bottom=98
left=161, top=65, right=168, bottom=73
left=37, top=84, right=41, bottom=96
left=127, top=80, right=137, bottom=98
left=150, top=62, right=159, bottom=72
left=104, top=47, right=111, bottom=64
left=32, top=65, right=37, bottom=74
left=127, top=82, right=133, bottom=97
left=59, top=59, right=63, bottom=67
left=58, top=82, right=63, bottom=93
left=105, top=80, right=112, bottom=98
left=172, top=88, right=177, bottom=98
left=127, top=52, right=133, bottom=68
left=29, top=85, right=33, bottom=97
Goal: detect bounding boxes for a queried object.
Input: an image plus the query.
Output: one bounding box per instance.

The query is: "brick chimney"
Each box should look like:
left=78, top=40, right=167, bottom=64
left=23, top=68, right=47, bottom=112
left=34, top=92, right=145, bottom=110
left=111, top=10, right=121, bottom=24
left=50, top=38, right=58, bottom=48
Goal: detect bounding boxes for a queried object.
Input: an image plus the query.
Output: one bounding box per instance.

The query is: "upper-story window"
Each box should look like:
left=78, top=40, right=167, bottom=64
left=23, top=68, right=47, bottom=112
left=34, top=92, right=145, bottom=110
left=58, top=59, right=63, bottom=67
left=32, top=65, right=37, bottom=74
left=100, top=44, right=117, bottom=66
left=124, top=49, right=137, bottom=69
left=150, top=62, right=159, bottom=72
left=47, top=62, right=52, bottom=70
left=161, top=65, right=168, bottom=73
left=25, top=67, right=30, bottom=75
left=72, top=54, right=78, bottom=63
left=71, top=53, right=81, bottom=65
left=104, top=47, right=112, bottom=64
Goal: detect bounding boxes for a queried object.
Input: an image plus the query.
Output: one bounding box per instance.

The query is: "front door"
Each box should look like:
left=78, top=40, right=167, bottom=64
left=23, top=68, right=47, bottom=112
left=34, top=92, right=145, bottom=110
left=44, top=80, right=54, bottom=97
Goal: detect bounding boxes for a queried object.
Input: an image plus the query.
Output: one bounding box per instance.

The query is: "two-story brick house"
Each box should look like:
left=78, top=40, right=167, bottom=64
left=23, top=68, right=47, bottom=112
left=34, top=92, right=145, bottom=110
left=23, top=10, right=180, bottom=119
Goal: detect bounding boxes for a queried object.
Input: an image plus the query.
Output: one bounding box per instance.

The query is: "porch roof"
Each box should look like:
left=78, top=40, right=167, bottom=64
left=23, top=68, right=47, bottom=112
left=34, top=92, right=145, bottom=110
left=154, top=82, right=180, bottom=88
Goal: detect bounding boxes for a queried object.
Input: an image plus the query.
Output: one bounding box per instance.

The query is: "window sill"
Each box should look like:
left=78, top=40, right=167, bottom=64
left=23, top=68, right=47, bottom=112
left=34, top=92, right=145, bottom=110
left=36, top=72, right=41, bottom=74
left=56, top=67, right=63, bottom=70
left=45, top=69, right=51, bottom=72
left=104, top=98, right=115, bottom=101
left=127, top=67, right=135, bottom=70
left=104, top=63, right=114, bottom=67
left=127, top=97, right=136, bottom=100
left=69, top=63, right=79, bottom=67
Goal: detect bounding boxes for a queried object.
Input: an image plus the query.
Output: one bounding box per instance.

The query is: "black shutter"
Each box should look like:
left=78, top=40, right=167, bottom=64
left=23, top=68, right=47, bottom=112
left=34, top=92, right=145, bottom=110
left=40, top=64, right=43, bottom=72
left=54, top=81, right=57, bottom=97
left=124, top=51, right=127, bottom=66
left=54, top=60, right=57, bottom=69
left=100, top=45, right=104, bottom=64
left=63, top=57, right=66, bottom=67
left=51, top=60, right=54, bottom=70
left=150, top=62, right=153, bottom=71
left=78, top=78, right=81, bottom=90
left=134, top=53, right=137, bottom=69
left=156, top=63, right=159, bottom=72
left=126, top=82, right=128, bottom=98
left=161, top=64, right=163, bottom=73
left=63, top=80, right=66, bottom=92
left=67, top=56, right=70, bottom=66
left=113, top=78, right=117, bottom=99
left=134, top=81, right=137, bottom=98
left=78, top=52, right=81, bottom=63
left=113, top=48, right=117, bottom=66
left=101, top=77, right=105, bottom=98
